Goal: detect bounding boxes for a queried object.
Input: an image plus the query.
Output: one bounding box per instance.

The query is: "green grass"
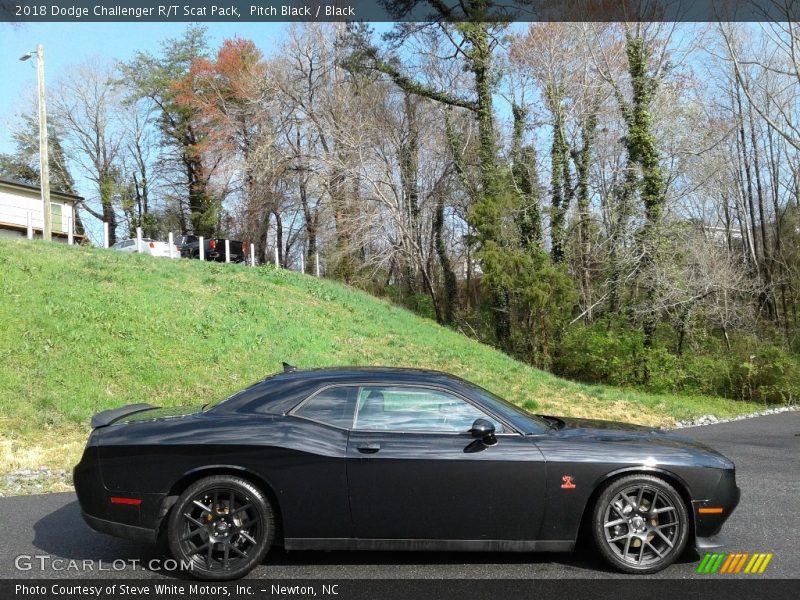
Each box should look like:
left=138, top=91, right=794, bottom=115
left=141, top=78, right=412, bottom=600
left=0, top=239, right=763, bottom=490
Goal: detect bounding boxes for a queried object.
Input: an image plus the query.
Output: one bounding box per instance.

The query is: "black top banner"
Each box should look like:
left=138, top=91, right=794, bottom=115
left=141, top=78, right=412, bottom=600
left=2, top=0, right=800, bottom=22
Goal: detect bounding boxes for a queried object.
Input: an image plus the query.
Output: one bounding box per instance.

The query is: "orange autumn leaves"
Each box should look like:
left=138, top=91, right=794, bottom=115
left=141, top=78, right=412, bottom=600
left=173, top=37, right=267, bottom=159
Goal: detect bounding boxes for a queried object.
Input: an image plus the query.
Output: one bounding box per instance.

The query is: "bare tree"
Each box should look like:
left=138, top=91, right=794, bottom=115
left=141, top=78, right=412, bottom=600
left=52, top=61, right=126, bottom=245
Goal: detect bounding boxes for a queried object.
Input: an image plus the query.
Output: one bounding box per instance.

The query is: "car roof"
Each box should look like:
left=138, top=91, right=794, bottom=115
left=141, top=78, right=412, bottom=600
left=208, top=366, right=468, bottom=415
left=269, top=366, right=459, bottom=383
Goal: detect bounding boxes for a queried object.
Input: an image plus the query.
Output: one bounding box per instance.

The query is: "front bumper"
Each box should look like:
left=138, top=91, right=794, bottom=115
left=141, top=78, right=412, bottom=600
left=693, top=469, right=740, bottom=543
left=695, top=534, right=728, bottom=550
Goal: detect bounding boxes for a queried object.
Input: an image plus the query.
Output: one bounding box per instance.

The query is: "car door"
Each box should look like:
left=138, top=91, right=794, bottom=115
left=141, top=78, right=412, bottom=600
left=281, top=385, right=358, bottom=540
left=345, top=384, right=547, bottom=543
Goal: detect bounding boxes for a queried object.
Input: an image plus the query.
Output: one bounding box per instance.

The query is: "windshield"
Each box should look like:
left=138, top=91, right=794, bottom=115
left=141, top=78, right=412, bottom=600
left=459, top=380, right=548, bottom=434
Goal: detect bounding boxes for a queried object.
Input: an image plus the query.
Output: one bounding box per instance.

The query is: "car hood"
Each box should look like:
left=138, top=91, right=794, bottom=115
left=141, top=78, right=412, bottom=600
left=540, top=415, right=734, bottom=468
left=543, top=415, right=690, bottom=442
left=545, top=415, right=654, bottom=432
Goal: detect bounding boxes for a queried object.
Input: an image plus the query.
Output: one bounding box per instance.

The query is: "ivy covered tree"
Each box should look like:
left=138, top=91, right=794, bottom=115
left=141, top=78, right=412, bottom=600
left=346, top=12, right=516, bottom=347
left=614, top=27, right=669, bottom=348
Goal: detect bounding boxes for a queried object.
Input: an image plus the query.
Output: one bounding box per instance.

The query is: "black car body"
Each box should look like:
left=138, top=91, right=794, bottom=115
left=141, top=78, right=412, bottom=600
left=179, top=235, right=246, bottom=263
left=74, top=367, right=739, bottom=579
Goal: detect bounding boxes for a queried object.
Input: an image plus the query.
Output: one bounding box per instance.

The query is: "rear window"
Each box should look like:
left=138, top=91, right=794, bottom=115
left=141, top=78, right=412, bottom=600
left=293, top=386, right=356, bottom=429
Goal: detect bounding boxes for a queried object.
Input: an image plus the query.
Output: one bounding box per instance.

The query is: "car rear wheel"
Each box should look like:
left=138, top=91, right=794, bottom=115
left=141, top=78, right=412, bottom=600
left=592, top=474, right=689, bottom=574
left=167, top=475, right=274, bottom=580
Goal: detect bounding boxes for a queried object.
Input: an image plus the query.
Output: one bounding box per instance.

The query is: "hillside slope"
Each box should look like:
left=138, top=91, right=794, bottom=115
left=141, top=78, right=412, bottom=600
left=0, top=239, right=761, bottom=492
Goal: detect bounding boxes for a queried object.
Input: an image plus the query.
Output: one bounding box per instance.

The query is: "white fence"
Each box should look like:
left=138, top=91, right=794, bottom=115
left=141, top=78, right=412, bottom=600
left=106, top=223, right=321, bottom=275
left=4, top=209, right=322, bottom=275
left=0, top=208, right=78, bottom=242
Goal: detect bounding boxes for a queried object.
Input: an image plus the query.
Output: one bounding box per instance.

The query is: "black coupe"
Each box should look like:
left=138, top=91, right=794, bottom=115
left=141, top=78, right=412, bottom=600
left=74, top=366, right=740, bottom=579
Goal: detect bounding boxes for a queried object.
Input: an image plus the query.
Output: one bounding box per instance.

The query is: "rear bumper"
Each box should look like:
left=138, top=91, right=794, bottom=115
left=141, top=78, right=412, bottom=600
left=207, top=252, right=244, bottom=262
left=81, top=511, right=158, bottom=544
left=74, top=446, right=166, bottom=545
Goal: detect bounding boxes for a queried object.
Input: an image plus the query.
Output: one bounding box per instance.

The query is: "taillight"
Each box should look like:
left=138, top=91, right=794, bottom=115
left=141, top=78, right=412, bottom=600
left=149, top=242, right=155, bottom=248
left=110, top=497, right=142, bottom=506
left=210, top=239, right=216, bottom=250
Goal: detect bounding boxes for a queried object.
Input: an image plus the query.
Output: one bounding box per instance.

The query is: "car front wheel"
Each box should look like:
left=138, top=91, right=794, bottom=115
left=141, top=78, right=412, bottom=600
left=167, top=475, right=275, bottom=580
left=592, top=474, right=689, bottom=574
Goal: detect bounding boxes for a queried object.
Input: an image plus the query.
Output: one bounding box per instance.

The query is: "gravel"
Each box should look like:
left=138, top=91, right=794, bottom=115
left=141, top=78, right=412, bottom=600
left=671, top=405, right=798, bottom=428
left=0, top=467, right=71, bottom=497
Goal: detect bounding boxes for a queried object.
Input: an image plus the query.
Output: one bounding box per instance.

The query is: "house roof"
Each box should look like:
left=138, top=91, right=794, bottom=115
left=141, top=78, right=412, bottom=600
left=0, top=177, right=84, bottom=203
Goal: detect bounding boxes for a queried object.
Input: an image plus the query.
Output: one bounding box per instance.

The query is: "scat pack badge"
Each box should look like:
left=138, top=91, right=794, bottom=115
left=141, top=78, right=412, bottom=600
left=561, top=474, right=576, bottom=489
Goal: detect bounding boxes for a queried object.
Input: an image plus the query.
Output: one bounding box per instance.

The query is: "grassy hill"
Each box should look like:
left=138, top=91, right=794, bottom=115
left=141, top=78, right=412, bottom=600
left=0, top=239, right=762, bottom=493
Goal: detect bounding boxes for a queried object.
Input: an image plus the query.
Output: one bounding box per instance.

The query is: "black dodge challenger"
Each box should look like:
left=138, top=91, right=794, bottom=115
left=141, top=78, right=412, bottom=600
left=74, top=366, right=740, bottom=580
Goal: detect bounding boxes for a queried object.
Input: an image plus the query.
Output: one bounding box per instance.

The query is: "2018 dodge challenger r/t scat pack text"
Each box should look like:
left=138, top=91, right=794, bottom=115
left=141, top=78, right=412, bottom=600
left=74, top=366, right=740, bottom=579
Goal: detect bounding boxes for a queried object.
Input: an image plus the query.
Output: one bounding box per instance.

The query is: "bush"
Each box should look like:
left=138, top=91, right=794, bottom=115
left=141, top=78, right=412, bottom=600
left=641, top=347, right=685, bottom=394
left=681, top=354, right=735, bottom=398
left=730, top=346, right=800, bottom=404
left=554, top=320, right=799, bottom=405
left=554, top=320, right=644, bottom=387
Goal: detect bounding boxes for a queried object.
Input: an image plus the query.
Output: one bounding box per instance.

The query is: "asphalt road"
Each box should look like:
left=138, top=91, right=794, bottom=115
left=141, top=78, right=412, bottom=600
left=1, top=412, right=797, bottom=580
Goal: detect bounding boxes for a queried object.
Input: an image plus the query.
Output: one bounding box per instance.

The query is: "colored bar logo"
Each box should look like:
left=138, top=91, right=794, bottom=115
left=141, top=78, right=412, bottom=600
left=697, top=552, right=773, bottom=574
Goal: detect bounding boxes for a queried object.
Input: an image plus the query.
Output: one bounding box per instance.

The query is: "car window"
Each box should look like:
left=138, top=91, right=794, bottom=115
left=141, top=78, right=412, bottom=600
left=353, top=386, right=504, bottom=433
left=293, top=386, right=356, bottom=429
left=458, top=380, right=549, bottom=434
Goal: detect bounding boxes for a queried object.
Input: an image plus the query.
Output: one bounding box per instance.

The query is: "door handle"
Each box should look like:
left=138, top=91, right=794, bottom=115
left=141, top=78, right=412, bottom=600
left=356, top=443, right=381, bottom=454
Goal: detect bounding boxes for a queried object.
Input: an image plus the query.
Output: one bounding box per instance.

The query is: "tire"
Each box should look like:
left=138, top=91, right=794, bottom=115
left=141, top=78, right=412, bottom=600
left=591, top=474, right=689, bottom=574
left=167, top=475, right=275, bottom=580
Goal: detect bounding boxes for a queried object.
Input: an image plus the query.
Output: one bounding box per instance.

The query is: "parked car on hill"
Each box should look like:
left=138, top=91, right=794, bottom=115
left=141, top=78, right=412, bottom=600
left=74, top=365, right=739, bottom=580
left=111, top=238, right=179, bottom=258
left=175, top=235, right=196, bottom=256
left=179, top=236, right=246, bottom=263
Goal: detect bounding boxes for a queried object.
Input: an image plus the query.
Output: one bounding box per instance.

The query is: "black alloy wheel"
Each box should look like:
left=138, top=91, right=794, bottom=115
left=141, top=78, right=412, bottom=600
left=592, top=474, right=689, bottom=574
left=167, top=475, right=274, bottom=580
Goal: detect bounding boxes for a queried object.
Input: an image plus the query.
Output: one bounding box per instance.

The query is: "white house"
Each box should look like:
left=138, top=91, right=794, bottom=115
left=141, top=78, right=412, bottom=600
left=0, top=178, right=85, bottom=243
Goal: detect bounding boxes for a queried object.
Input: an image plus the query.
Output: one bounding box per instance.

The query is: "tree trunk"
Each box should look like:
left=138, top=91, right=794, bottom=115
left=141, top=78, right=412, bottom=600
left=511, top=102, right=542, bottom=249
left=299, top=175, right=317, bottom=275
left=273, top=209, right=284, bottom=267
left=573, top=112, right=597, bottom=322
left=549, top=89, right=570, bottom=264
left=100, top=173, right=118, bottom=246
left=746, top=90, right=775, bottom=319
left=399, top=93, right=422, bottom=295
left=433, top=196, right=457, bottom=324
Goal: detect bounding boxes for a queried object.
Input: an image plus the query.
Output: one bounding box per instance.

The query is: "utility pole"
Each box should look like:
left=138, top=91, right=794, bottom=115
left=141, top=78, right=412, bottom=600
left=36, top=45, right=51, bottom=241
left=21, top=45, right=51, bottom=241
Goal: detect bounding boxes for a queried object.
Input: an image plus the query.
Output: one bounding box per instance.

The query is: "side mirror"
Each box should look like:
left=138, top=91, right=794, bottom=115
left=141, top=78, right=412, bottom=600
left=470, top=418, right=497, bottom=446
